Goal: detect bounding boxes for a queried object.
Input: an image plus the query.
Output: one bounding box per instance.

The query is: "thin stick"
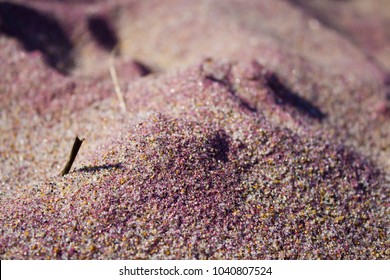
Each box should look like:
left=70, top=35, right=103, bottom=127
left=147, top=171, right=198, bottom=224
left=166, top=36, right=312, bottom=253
left=109, top=47, right=127, bottom=113
left=60, top=136, right=84, bottom=176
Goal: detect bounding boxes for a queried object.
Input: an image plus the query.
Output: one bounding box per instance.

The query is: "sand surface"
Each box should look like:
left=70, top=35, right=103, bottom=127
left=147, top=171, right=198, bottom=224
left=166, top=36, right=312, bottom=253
left=0, top=0, right=389, bottom=259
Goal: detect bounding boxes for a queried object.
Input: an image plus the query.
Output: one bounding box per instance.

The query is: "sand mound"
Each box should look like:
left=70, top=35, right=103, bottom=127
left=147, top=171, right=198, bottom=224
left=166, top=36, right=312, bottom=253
left=1, top=103, right=387, bottom=259
left=0, top=0, right=389, bottom=259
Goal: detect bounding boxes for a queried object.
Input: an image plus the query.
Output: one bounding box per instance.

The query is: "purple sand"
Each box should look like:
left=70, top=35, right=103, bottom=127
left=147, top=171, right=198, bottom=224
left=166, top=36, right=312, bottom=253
left=0, top=0, right=389, bottom=259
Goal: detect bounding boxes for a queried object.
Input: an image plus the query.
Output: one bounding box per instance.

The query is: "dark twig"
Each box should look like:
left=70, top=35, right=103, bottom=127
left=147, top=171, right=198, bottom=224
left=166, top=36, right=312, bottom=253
left=60, top=136, right=84, bottom=176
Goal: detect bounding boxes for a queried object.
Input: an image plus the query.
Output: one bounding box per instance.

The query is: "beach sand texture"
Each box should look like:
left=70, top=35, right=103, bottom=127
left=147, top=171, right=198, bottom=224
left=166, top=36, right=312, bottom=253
left=0, top=0, right=389, bottom=259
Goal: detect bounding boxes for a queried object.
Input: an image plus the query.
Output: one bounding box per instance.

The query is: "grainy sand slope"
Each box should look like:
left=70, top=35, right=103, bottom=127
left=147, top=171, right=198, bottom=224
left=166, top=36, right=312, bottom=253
left=0, top=0, right=389, bottom=259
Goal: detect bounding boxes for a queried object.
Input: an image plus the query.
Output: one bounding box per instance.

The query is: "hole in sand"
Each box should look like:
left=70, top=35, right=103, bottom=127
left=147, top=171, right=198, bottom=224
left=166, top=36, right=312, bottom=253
left=0, top=2, right=75, bottom=74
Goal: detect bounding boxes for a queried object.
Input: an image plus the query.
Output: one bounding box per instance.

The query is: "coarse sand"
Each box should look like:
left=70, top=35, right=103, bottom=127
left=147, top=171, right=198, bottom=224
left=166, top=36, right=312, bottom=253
left=0, top=0, right=389, bottom=259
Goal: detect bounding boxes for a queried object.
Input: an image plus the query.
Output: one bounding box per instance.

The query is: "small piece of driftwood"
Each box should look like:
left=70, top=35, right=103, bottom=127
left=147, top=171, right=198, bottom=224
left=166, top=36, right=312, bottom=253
left=60, top=136, right=84, bottom=176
